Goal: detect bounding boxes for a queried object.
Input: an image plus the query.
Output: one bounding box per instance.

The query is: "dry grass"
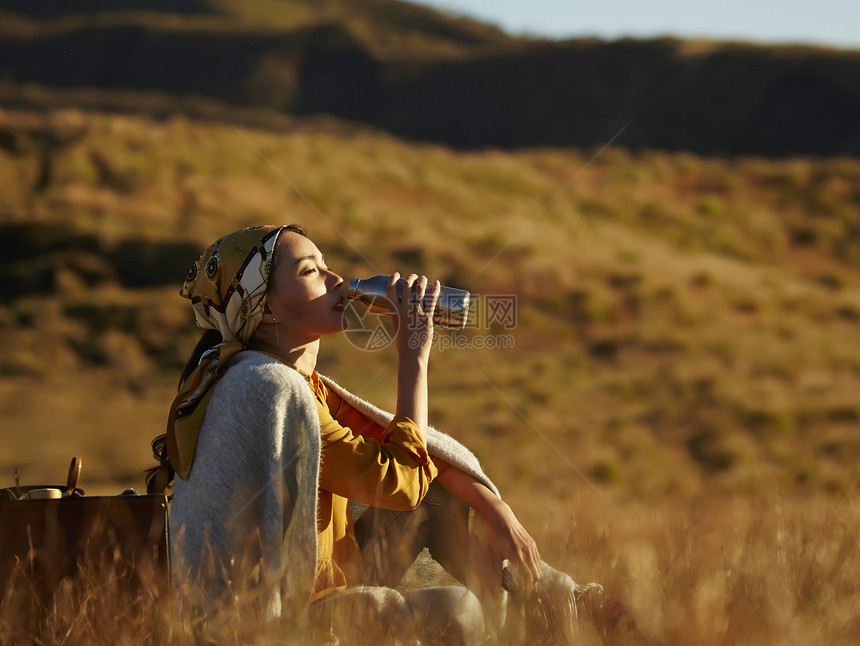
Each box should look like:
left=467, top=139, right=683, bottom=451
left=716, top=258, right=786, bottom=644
left=2, top=106, right=860, bottom=642
left=529, top=492, right=860, bottom=646
left=2, top=494, right=857, bottom=645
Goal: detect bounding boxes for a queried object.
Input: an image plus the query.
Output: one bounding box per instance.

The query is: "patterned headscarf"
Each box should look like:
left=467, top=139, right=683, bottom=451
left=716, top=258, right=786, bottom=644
left=167, top=225, right=284, bottom=479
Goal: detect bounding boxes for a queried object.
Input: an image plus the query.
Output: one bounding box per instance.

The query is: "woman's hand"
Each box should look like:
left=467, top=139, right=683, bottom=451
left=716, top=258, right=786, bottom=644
left=481, top=496, right=542, bottom=589
left=388, top=272, right=440, bottom=362
left=433, top=463, right=542, bottom=589
left=389, top=273, right=440, bottom=439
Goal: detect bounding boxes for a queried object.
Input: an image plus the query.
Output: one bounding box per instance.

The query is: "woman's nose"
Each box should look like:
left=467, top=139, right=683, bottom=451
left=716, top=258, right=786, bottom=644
left=327, top=269, right=344, bottom=288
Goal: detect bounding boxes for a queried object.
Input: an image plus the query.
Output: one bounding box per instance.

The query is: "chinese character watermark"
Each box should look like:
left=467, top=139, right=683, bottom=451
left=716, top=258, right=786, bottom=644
left=342, top=294, right=517, bottom=352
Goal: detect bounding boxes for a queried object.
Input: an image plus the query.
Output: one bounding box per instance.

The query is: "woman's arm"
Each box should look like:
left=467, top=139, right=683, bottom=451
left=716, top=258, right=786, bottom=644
left=433, top=458, right=542, bottom=587
left=384, top=274, right=543, bottom=582
left=314, top=269, right=439, bottom=512
left=318, top=414, right=437, bottom=510
left=389, top=273, right=440, bottom=441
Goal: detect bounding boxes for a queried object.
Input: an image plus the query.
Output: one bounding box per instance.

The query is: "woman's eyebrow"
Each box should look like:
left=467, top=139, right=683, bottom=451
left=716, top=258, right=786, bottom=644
left=293, top=253, right=324, bottom=265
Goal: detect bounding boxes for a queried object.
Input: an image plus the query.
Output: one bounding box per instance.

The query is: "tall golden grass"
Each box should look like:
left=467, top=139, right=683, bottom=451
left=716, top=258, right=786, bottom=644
left=2, top=493, right=857, bottom=644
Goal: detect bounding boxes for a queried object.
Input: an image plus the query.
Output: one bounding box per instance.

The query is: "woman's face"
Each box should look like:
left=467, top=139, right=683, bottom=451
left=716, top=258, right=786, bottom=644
left=264, top=231, right=346, bottom=340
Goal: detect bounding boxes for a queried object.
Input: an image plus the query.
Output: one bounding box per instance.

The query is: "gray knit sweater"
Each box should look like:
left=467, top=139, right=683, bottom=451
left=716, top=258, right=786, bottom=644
left=170, top=351, right=497, bottom=617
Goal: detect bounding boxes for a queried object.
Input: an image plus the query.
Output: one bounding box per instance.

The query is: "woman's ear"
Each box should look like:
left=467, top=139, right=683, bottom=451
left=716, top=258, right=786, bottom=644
left=262, top=305, right=278, bottom=324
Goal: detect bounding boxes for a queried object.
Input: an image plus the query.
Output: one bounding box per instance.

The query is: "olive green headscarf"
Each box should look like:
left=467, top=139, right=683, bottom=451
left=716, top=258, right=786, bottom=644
left=167, top=225, right=284, bottom=480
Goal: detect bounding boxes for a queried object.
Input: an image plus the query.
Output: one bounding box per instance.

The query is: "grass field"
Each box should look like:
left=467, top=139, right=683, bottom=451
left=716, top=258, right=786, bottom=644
left=1, top=106, right=859, bottom=643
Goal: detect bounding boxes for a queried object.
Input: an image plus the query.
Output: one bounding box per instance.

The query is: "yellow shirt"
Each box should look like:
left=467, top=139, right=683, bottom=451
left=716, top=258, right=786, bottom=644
left=298, top=370, right=438, bottom=601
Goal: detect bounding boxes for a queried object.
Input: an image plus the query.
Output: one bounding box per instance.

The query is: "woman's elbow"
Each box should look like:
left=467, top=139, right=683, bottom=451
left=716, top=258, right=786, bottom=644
left=387, top=474, right=432, bottom=510
left=406, top=475, right=433, bottom=509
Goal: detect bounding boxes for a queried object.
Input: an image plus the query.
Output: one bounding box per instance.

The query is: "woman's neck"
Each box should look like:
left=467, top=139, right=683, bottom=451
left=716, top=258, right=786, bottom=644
left=249, top=331, right=320, bottom=374
left=281, top=342, right=319, bottom=374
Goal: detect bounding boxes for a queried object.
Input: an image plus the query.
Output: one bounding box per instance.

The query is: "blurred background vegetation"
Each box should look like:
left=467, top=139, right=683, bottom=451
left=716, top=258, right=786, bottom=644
left=2, top=2, right=860, bottom=642
left=2, top=0, right=859, bottom=503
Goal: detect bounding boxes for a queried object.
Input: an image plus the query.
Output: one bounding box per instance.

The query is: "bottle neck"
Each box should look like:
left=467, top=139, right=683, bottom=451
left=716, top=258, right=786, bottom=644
left=346, top=276, right=362, bottom=300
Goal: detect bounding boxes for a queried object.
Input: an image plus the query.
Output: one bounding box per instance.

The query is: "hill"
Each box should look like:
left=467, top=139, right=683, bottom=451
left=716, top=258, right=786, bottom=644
left=2, top=106, right=860, bottom=500
left=1, top=0, right=859, bottom=156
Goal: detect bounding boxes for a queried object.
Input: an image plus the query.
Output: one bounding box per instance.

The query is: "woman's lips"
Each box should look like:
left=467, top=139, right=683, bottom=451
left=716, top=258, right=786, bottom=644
left=333, top=297, right=345, bottom=312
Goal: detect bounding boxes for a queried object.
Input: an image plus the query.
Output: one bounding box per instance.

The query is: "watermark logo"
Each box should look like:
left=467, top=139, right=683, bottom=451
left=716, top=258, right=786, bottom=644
left=342, top=297, right=396, bottom=351
left=342, top=294, right=517, bottom=352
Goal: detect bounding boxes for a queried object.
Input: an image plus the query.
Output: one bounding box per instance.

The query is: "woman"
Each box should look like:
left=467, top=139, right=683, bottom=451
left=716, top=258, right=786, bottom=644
left=148, top=224, right=597, bottom=645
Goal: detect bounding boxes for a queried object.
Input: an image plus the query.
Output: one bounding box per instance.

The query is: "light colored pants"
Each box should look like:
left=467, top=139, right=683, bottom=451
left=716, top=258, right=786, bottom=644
left=309, top=584, right=484, bottom=646
left=338, top=484, right=586, bottom=645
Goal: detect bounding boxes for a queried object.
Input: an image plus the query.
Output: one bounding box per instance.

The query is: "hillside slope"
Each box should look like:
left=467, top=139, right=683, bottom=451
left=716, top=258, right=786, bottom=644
left=1, top=1, right=859, bottom=155
left=1, top=107, right=859, bottom=499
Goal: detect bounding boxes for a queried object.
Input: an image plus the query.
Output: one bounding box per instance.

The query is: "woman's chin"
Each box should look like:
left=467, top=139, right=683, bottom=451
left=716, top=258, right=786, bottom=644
left=322, top=318, right=349, bottom=335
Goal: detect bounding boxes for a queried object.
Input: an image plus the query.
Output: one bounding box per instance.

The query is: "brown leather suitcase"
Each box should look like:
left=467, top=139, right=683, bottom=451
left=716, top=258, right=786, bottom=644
left=0, top=493, right=170, bottom=637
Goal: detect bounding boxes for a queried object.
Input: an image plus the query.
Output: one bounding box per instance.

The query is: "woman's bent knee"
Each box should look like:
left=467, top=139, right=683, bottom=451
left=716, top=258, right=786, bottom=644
left=403, top=586, right=485, bottom=646
left=310, top=587, right=417, bottom=646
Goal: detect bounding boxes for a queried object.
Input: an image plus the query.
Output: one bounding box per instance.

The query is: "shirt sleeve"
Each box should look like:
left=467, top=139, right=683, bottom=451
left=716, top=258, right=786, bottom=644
left=315, top=391, right=438, bottom=510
